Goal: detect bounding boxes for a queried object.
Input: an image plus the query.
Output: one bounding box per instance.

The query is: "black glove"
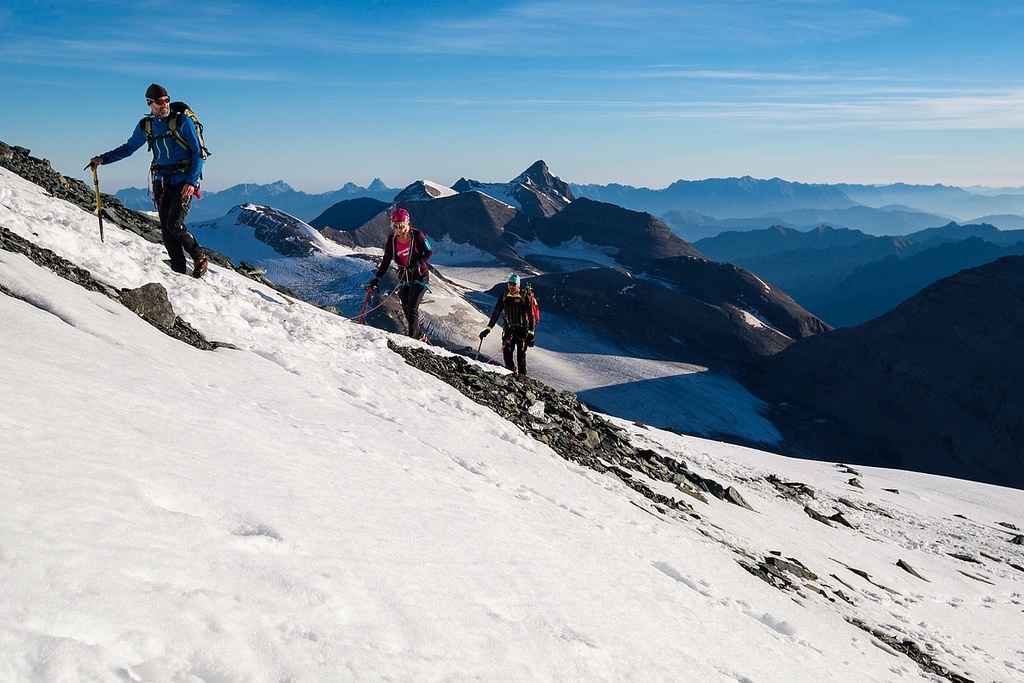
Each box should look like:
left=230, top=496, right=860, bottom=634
left=365, top=277, right=379, bottom=291
left=526, top=332, right=535, bottom=347
left=479, top=328, right=490, bottom=339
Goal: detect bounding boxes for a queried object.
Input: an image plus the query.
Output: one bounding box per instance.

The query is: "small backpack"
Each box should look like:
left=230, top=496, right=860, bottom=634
left=141, top=101, right=210, bottom=160
left=523, top=282, right=540, bottom=324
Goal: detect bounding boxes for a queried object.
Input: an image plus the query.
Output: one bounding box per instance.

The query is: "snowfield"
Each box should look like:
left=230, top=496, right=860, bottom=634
left=2, top=166, right=1023, bottom=682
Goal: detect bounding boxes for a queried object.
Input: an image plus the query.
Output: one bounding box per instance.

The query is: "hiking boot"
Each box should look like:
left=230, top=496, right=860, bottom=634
left=192, top=252, right=208, bottom=279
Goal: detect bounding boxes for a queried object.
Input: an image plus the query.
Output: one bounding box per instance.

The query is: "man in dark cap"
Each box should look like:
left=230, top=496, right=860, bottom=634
left=479, top=273, right=536, bottom=375
left=87, top=83, right=208, bottom=277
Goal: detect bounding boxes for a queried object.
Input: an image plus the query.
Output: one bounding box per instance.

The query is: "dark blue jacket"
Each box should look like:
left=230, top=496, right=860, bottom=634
left=101, top=113, right=203, bottom=187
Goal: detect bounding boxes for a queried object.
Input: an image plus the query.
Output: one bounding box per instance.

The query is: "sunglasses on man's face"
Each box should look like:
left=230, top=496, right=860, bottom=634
left=147, top=97, right=170, bottom=105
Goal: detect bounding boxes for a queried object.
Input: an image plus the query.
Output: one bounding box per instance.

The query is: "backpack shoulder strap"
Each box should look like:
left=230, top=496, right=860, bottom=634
left=165, top=112, right=192, bottom=153
left=140, top=115, right=155, bottom=151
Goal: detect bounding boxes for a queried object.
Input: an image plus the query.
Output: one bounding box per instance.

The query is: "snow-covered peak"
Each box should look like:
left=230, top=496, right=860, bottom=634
left=393, top=180, right=459, bottom=202
left=453, top=161, right=574, bottom=217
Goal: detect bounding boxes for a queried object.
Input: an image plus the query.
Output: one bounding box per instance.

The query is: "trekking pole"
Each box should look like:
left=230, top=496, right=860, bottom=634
left=356, top=288, right=372, bottom=324
left=475, top=338, right=483, bottom=361
left=89, top=165, right=104, bottom=242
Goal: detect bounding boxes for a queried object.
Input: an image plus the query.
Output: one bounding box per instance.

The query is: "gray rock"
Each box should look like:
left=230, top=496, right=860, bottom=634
left=119, top=282, right=177, bottom=329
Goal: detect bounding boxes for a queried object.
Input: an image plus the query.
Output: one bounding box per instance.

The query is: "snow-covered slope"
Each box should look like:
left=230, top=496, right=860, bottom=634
left=2, top=166, right=1024, bottom=682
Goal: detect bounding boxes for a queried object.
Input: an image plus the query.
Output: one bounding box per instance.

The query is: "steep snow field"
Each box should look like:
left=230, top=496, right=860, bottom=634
left=2, top=166, right=1023, bottom=682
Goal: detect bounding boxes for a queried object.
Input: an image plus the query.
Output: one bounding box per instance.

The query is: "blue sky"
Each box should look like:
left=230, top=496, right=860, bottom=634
left=3, top=1, right=1024, bottom=193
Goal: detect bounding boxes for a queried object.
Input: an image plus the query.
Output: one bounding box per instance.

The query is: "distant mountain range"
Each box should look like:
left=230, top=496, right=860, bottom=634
left=570, top=176, right=1024, bottom=231
left=659, top=205, right=952, bottom=241
left=111, top=157, right=1024, bottom=331
left=696, top=223, right=1024, bottom=327
left=114, top=179, right=400, bottom=224
left=116, top=170, right=1024, bottom=238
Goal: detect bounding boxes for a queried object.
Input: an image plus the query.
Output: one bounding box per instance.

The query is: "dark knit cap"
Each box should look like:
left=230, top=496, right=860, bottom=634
left=145, top=83, right=168, bottom=101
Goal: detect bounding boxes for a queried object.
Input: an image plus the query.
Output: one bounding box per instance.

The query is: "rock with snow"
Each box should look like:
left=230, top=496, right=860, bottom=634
left=193, top=204, right=336, bottom=260
left=0, top=140, right=162, bottom=243
left=393, top=179, right=459, bottom=202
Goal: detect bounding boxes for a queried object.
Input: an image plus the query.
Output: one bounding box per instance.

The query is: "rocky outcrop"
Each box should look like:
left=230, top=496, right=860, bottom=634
left=0, top=225, right=215, bottom=351
left=388, top=341, right=752, bottom=514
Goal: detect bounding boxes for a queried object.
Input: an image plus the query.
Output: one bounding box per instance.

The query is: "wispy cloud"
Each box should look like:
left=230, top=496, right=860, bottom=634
left=396, top=0, right=907, bottom=56
left=387, top=81, right=1024, bottom=131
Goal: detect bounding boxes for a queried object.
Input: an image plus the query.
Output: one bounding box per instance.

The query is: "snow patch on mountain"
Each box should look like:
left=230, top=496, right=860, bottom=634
left=516, top=236, right=621, bottom=268
left=455, top=181, right=524, bottom=211
left=428, top=235, right=500, bottom=265
left=393, top=180, right=459, bottom=202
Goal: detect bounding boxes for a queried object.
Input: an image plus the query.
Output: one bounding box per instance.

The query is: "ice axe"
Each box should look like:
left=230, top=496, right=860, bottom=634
left=87, top=164, right=104, bottom=242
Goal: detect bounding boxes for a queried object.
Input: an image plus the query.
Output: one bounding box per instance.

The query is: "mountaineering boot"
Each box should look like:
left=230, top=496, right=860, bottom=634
left=192, top=251, right=208, bottom=279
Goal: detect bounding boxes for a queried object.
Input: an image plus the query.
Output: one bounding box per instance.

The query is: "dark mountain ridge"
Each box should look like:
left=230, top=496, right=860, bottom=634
left=526, top=259, right=829, bottom=370
left=309, top=196, right=390, bottom=232
left=321, top=192, right=703, bottom=274
left=743, top=255, right=1024, bottom=489
left=817, top=236, right=1024, bottom=327
left=324, top=191, right=534, bottom=270
left=529, top=198, right=702, bottom=269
